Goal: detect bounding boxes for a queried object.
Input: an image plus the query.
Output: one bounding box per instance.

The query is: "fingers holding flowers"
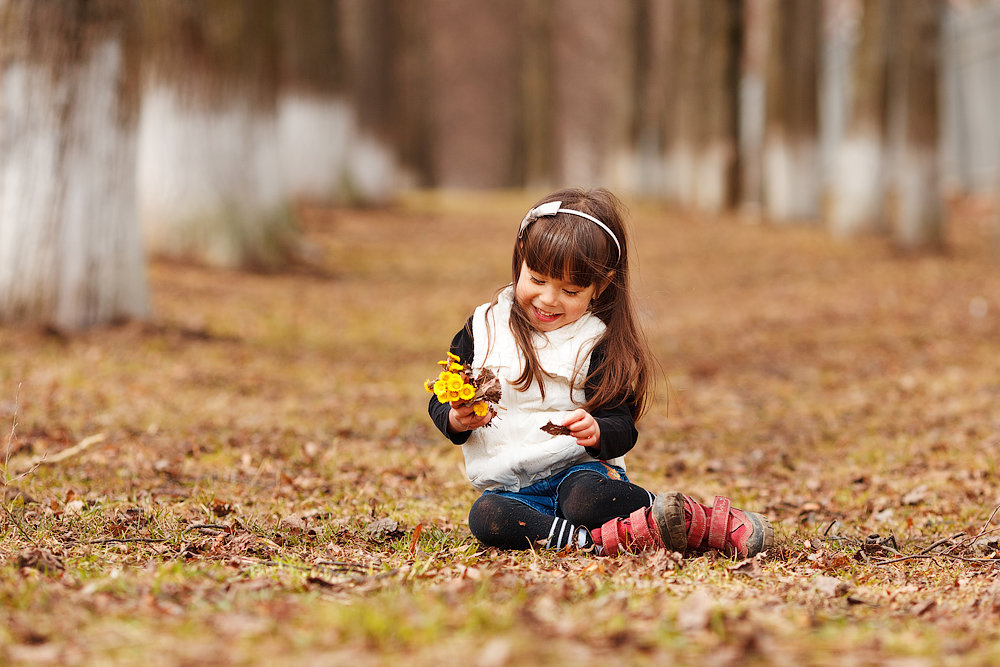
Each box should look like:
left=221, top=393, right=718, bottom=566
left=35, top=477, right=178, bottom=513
left=425, top=352, right=501, bottom=434
left=448, top=400, right=493, bottom=433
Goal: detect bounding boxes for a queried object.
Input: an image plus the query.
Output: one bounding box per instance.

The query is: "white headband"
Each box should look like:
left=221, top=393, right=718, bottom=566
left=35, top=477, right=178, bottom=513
left=517, top=200, right=622, bottom=261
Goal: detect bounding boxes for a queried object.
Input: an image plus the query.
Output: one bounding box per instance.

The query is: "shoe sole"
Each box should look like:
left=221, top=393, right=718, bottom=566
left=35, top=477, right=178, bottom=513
left=739, top=510, right=775, bottom=558
left=651, top=492, right=688, bottom=555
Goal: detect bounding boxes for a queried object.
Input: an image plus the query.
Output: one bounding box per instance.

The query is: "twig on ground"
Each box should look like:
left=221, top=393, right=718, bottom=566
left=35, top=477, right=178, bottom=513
left=3, top=383, right=22, bottom=484
left=875, top=505, right=1000, bottom=566
left=877, top=553, right=1000, bottom=566
left=945, top=504, right=1000, bottom=555
left=20, top=433, right=106, bottom=474
left=1, top=389, right=37, bottom=546
left=919, top=532, right=968, bottom=555
left=86, top=537, right=169, bottom=545
left=182, top=523, right=232, bottom=535
left=231, top=555, right=378, bottom=576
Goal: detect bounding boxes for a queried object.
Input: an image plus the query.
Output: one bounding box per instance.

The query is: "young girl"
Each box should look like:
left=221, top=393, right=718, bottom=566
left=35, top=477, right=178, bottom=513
left=428, top=188, right=772, bottom=558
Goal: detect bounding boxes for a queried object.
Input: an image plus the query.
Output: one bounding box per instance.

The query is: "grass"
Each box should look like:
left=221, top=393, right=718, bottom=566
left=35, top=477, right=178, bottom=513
left=2, top=190, right=1000, bottom=665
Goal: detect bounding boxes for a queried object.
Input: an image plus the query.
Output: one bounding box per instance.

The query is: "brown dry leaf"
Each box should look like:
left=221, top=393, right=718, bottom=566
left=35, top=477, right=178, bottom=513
left=364, top=517, right=402, bottom=542
left=17, top=548, right=64, bottom=576
left=901, top=485, right=930, bottom=506
left=209, top=499, right=235, bottom=517
left=676, top=590, right=714, bottom=633
left=813, top=575, right=852, bottom=598
left=540, top=421, right=571, bottom=437
left=730, top=557, right=763, bottom=578
left=279, top=514, right=306, bottom=535
left=408, top=523, right=424, bottom=556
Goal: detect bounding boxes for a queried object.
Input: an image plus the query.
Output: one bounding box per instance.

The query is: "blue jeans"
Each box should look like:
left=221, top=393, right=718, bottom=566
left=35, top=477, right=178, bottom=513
left=483, top=461, right=629, bottom=516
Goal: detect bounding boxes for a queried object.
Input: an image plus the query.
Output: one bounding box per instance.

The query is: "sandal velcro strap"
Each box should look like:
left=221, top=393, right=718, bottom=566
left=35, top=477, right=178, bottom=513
left=707, top=496, right=731, bottom=551
left=600, top=518, right=621, bottom=556
left=628, top=507, right=657, bottom=549
left=685, top=496, right=708, bottom=549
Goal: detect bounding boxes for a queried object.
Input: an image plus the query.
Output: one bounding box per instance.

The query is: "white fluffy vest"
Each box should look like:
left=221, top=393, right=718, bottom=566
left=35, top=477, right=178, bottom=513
left=462, top=286, right=623, bottom=492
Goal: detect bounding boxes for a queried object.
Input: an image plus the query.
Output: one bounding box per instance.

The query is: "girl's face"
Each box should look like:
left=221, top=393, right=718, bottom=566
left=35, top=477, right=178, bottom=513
left=515, top=261, right=599, bottom=332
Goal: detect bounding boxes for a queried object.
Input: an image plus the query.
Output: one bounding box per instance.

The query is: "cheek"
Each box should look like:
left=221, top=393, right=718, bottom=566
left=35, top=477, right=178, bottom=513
left=514, top=282, right=529, bottom=304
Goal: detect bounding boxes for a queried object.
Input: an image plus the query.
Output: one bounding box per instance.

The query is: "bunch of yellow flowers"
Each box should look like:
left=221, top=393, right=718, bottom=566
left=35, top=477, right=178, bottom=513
left=424, top=352, right=500, bottom=419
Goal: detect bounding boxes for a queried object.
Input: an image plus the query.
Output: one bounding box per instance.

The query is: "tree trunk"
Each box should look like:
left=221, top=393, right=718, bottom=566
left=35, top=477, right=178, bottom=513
left=763, top=0, right=822, bottom=222
left=339, top=0, right=408, bottom=198
left=694, top=0, right=741, bottom=213
left=738, top=0, right=771, bottom=215
left=631, top=0, right=676, bottom=197
left=277, top=0, right=353, bottom=204
left=138, top=0, right=296, bottom=270
left=827, top=0, right=891, bottom=237
left=517, top=0, right=555, bottom=189
left=424, top=0, right=521, bottom=188
left=889, top=0, right=943, bottom=250
left=666, top=0, right=702, bottom=205
left=0, top=0, right=149, bottom=330
left=549, top=0, right=634, bottom=187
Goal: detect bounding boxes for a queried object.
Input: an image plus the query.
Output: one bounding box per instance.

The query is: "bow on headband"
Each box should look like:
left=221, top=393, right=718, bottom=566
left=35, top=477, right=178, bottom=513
left=517, top=201, right=622, bottom=261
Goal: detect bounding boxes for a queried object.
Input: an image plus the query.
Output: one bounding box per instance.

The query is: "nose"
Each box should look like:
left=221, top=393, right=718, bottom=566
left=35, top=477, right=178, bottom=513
left=539, top=284, right=559, bottom=307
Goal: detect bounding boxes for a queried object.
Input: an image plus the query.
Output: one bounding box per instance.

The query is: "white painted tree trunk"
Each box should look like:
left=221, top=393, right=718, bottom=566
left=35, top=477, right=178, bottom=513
left=763, top=0, right=822, bottom=223
left=138, top=1, right=296, bottom=271
left=828, top=131, right=887, bottom=236
left=762, top=134, right=822, bottom=221
left=138, top=86, right=291, bottom=269
left=0, top=6, right=148, bottom=330
left=889, top=0, right=943, bottom=250
left=278, top=93, right=353, bottom=203
left=893, top=147, right=942, bottom=248
left=278, top=92, right=399, bottom=205
left=826, top=0, right=891, bottom=238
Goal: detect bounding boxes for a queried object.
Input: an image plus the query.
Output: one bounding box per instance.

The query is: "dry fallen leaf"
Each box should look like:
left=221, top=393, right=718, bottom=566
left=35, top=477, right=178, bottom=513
left=540, top=421, right=572, bottom=436
left=813, top=575, right=852, bottom=598
left=676, top=590, right=714, bottom=633
left=17, top=548, right=64, bottom=576
left=364, top=517, right=402, bottom=542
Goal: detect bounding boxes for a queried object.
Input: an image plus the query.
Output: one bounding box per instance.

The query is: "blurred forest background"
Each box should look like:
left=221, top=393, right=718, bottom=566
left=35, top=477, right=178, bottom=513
left=1, top=0, right=999, bottom=330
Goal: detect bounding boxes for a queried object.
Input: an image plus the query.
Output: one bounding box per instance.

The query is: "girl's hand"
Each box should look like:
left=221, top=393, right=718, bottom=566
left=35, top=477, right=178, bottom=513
left=563, top=409, right=601, bottom=449
left=447, top=401, right=493, bottom=434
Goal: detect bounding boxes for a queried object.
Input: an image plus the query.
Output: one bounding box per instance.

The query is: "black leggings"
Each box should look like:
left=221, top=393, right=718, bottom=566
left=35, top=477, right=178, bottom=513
left=467, top=471, right=653, bottom=550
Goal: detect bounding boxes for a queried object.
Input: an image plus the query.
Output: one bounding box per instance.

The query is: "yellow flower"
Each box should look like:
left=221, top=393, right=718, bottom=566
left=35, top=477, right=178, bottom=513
left=449, top=362, right=464, bottom=372
left=447, top=390, right=461, bottom=402
left=473, top=401, right=489, bottom=417
left=433, top=379, right=447, bottom=397
left=448, top=352, right=461, bottom=361
left=446, top=373, right=464, bottom=392
left=459, top=384, right=475, bottom=401
left=424, top=380, right=435, bottom=393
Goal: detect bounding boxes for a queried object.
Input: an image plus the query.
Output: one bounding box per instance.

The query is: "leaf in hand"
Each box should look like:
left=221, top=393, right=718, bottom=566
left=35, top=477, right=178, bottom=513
left=540, top=421, right=572, bottom=436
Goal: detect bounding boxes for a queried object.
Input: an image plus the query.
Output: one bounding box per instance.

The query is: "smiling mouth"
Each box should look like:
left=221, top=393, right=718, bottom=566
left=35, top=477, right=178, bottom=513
left=533, top=306, right=560, bottom=323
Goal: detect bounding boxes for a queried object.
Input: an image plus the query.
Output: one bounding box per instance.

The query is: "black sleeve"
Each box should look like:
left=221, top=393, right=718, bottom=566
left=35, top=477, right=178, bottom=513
left=428, top=319, right=475, bottom=445
left=583, top=341, right=639, bottom=461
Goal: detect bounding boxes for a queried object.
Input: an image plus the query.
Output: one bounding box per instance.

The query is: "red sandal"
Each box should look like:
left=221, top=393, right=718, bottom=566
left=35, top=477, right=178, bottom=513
left=593, top=492, right=773, bottom=558
left=682, top=494, right=773, bottom=558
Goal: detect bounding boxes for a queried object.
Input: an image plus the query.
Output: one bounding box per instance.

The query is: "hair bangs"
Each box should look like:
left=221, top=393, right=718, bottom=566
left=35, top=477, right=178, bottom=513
left=521, top=217, right=610, bottom=287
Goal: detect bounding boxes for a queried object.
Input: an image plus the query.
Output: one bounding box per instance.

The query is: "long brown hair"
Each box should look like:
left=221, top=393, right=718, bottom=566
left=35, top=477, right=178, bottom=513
left=497, top=188, right=656, bottom=420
